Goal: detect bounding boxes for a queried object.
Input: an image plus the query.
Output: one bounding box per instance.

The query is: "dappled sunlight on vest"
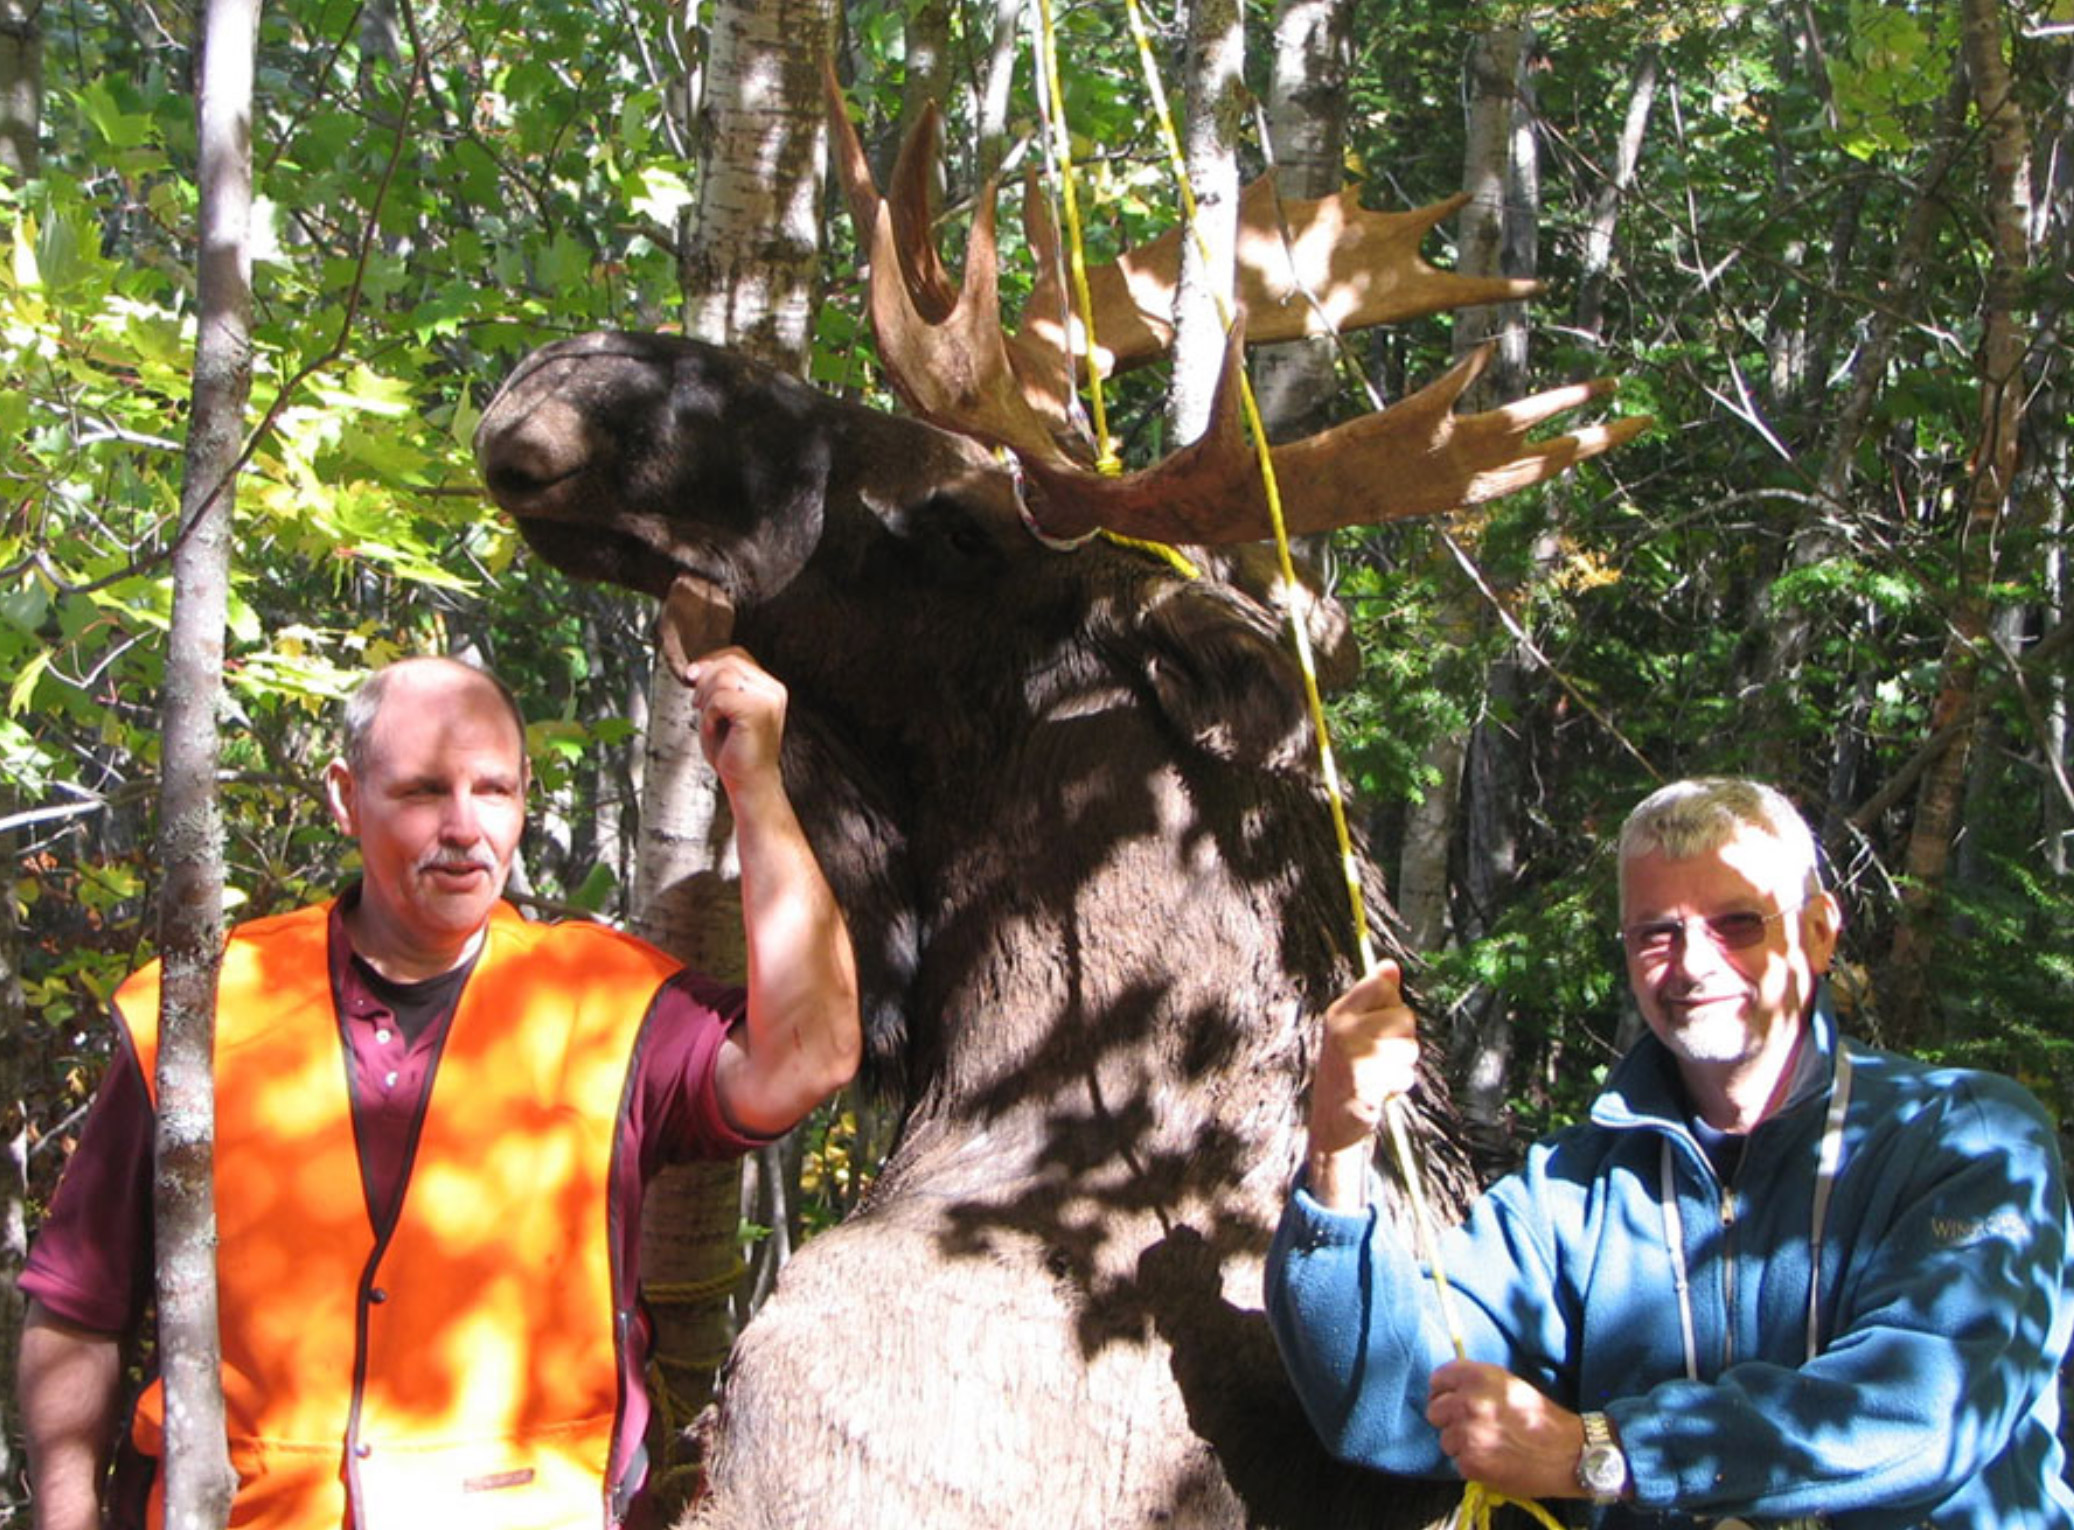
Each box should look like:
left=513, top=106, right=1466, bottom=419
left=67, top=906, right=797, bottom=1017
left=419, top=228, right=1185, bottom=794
left=117, top=900, right=682, bottom=1530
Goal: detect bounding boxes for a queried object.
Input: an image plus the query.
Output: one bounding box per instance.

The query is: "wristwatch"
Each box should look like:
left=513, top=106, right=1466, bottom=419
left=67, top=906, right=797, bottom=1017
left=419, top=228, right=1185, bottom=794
left=1576, top=1411, right=1629, bottom=1504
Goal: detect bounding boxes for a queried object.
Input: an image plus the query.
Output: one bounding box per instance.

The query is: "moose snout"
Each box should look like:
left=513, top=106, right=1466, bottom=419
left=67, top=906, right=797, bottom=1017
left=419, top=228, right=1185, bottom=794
left=475, top=393, right=595, bottom=508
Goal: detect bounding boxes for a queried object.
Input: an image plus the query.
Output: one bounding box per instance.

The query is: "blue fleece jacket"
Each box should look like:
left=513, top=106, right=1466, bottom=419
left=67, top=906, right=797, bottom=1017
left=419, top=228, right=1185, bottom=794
left=1266, top=998, right=2074, bottom=1528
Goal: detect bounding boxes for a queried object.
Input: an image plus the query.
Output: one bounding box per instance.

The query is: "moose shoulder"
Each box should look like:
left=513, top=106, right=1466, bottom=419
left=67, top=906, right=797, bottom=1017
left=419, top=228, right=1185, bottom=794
left=476, top=330, right=1482, bottom=1527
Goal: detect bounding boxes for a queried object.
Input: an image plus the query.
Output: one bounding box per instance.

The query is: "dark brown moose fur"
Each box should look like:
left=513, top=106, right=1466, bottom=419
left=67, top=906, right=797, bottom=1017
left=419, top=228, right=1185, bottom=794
left=476, top=331, right=1479, bottom=1530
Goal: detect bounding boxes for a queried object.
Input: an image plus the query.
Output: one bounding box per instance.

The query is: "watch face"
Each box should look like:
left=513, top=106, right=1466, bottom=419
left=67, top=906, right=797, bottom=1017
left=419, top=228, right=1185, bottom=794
left=1580, top=1442, right=1626, bottom=1495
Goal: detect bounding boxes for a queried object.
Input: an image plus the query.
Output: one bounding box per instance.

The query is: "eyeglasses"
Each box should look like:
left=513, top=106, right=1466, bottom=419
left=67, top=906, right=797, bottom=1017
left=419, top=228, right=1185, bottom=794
left=1621, top=902, right=1804, bottom=961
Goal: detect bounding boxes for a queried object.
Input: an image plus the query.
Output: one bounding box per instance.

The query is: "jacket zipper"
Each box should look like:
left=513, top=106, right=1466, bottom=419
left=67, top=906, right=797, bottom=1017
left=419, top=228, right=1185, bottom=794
left=1718, top=1181, right=1738, bottom=1372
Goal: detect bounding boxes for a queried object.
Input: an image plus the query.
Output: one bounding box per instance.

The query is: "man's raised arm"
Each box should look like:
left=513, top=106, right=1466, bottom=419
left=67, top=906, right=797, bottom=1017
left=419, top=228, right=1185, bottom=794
left=687, top=648, right=863, bottom=1137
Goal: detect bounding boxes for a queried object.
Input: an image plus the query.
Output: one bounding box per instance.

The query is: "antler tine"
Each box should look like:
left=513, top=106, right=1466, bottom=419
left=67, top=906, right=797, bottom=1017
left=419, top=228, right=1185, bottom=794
left=1265, top=349, right=1652, bottom=531
left=1004, top=173, right=1081, bottom=440
left=884, top=99, right=959, bottom=322
left=826, top=59, right=961, bottom=324
left=863, top=181, right=1081, bottom=467
left=1267, top=187, right=1541, bottom=338
left=828, top=60, right=1091, bottom=453
left=1018, top=343, right=1653, bottom=546
left=824, top=60, right=884, bottom=264
left=1013, top=179, right=1546, bottom=380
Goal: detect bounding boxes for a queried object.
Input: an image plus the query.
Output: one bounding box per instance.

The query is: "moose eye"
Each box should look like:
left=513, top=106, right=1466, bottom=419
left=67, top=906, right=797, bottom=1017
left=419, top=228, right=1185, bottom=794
left=903, top=494, right=999, bottom=570
left=946, top=519, right=993, bottom=559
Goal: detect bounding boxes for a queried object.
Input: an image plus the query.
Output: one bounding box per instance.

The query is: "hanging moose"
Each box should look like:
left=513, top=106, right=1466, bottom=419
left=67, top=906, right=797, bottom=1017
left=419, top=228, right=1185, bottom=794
left=473, top=74, right=1642, bottom=1530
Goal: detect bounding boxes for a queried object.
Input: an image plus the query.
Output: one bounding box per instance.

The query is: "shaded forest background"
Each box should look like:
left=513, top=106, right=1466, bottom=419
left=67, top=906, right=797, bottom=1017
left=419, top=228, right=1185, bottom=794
left=0, top=0, right=2069, bottom=1504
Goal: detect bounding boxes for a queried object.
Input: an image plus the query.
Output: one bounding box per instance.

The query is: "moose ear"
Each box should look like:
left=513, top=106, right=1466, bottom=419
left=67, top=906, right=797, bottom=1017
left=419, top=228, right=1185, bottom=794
left=1217, top=545, right=1360, bottom=692
left=1135, top=583, right=1316, bottom=771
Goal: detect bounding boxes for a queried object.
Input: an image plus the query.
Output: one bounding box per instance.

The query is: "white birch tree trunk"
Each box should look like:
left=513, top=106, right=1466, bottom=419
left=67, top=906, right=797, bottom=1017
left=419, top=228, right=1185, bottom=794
left=0, top=0, right=38, bottom=177
left=634, top=1, right=831, bottom=1513
left=154, top=0, right=258, bottom=1521
left=1396, top=24, right=1533, bottom=959
left=1253, top=0, right=1350, bottom=443
left=1167, top=0, right=1241, bottom=445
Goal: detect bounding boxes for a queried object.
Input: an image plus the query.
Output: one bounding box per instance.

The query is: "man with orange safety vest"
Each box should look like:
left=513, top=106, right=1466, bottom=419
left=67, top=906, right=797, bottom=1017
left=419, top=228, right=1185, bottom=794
left=18, top=651, right=862, bottom=1530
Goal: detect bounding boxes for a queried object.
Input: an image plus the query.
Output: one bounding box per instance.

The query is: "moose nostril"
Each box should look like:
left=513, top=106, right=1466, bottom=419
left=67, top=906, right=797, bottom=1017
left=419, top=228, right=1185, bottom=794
left=475, top=394, right=597, bottom=502
left=484, top=460, right=558, bottom=500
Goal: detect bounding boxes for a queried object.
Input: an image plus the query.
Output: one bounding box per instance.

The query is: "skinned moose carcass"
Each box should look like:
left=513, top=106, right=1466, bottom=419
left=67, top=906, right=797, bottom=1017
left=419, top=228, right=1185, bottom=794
left=473, top=102, right=1639, bottom=1529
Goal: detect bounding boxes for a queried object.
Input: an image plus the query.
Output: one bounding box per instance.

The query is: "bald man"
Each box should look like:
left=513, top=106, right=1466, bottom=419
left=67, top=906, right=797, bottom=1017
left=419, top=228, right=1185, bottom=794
left=19, top=654, right=860, bottom=1530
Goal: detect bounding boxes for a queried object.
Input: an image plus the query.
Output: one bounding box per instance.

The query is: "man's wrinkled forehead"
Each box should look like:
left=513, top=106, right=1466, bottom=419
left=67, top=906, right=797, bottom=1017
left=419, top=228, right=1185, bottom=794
left=346, top=658, right=528, bottom=775
left=1616, top=777, right=1823, bottom=914
left=1618, top=826, right=1798, bottom=918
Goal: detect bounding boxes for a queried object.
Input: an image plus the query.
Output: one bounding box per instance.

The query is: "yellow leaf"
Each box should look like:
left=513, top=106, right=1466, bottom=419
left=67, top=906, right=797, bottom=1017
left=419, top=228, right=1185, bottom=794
left=8, top=646, right=51, bottom=715
left=10, top=214, right=39, bottom=290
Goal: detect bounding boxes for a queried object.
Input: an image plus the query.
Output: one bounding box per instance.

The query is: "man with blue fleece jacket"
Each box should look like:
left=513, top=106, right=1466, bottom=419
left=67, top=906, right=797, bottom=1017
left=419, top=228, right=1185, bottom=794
left=1267, top=777, right=2074, bottom=1527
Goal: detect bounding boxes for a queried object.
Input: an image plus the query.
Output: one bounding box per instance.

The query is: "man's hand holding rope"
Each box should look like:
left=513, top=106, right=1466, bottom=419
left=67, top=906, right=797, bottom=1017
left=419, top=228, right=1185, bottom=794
left=1305, top=963, right=1420, bottom=1212
left=1303, top=970, right=1582, bottom=1527
left=1428, top=1360, right=1597, bottom=1506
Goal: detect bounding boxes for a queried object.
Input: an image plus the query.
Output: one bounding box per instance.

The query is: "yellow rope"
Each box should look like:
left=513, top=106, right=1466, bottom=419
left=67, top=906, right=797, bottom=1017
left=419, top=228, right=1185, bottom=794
left=1117, top=0, right=1372, bottom=970
left=640, top=1260, right=748, bottom=1503
left=1032, top=0, right=1121, bottom=475
left=644, top=1266, right=748, bottom=1306
left=1101, top=531, right=1201, bottom=579
left=1454, top=1481, right=1569, bottom=1530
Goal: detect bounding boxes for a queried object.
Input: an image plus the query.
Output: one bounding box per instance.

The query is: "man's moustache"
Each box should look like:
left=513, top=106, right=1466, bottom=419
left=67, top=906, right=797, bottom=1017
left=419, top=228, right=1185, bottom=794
left=417, top=848, right=499, bottom=875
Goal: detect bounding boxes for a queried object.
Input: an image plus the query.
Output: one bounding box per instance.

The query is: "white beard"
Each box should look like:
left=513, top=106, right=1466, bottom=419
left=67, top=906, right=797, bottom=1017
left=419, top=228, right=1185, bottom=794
left=1657, top=1001, right=1762, bottom=1067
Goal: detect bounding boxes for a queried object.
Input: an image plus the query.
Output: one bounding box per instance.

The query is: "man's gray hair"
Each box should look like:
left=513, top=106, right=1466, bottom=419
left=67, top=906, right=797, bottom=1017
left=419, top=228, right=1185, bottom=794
left=1617, top=778, right=1826, bottom=904
left=339, top=657, right=527, bottom=775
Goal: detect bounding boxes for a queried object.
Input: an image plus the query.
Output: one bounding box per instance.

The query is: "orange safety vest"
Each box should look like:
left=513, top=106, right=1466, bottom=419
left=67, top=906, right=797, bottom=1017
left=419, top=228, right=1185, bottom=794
left=116, top=899, right=683, bottom=1530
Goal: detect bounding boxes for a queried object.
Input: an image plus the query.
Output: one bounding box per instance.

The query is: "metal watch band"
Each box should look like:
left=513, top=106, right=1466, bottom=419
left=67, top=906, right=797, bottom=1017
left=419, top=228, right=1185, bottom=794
left=1577, top=1410, right=1628, bottom=1504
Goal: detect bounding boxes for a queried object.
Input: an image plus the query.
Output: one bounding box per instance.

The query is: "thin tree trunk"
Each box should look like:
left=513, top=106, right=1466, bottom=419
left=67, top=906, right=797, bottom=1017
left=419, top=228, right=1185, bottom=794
left=1397, top=22, right=1533, bottom=963
left=741, top=1135, right=799, bottom=1312
left=1167, top=0, right=1242, bottom=444
left=1455, top=25, right=1538, bottom=1136
left=973, top=0, right=1022, bottom=178
left=1885, top=0, right=2033, bottom=1046
left=638, top=0, right=831, bottom=1513
left=1396, top=723, right=1466, bottom=952
left=0, top=875, right=25, bottom=1505
left=1762, top=12, right=1811, bottom=409
left=0, top=0, right=39, bottom=177
left=2046, top=496, right=2069, bottom=877
left=1252, top=0, right=1350, bottom=442
left=2036, top=47, right=2074, bottom=877
left=1572, top=42, right=1657, bottom=349
left=1402, top=20, right=1534, bottom=953
left=1435, top=26, right=1534, bottom=1136
left=1953, top=605, right=2027, bottom=903
left=585, top=609, right=639, bottom=906
left=1802, top=171, right=1870, bottom=410
left=154, top=0, right=258, bottom=1522
left=1454, top=26, right=1533, bottom=415
left=899, top=0, right=951, bottom=162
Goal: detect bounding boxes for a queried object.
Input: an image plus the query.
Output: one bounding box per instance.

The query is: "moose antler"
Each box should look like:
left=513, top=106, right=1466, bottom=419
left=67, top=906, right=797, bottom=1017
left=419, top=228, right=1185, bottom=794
left=825, top=69, right=1648, bottom=546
